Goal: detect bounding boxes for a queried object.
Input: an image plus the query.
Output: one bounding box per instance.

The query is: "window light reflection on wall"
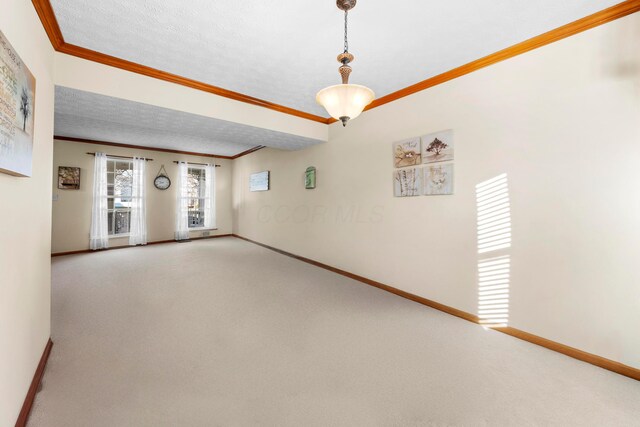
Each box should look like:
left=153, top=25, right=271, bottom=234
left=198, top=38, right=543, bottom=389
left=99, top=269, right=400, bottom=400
left=476, top=173, right=511, bottom=328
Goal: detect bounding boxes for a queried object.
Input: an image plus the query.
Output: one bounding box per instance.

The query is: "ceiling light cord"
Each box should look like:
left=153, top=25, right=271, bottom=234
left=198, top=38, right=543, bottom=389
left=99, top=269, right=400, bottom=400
left=344, top=11, right=349, bottom=53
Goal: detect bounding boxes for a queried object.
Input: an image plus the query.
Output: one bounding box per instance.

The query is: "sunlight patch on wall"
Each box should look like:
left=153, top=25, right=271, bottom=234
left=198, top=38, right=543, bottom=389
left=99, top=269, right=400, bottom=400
left=477, top=255, right=510, bottom=328
left=476, top=174, right=511, bottom=328
left=476, top=173, right=511, bottom=254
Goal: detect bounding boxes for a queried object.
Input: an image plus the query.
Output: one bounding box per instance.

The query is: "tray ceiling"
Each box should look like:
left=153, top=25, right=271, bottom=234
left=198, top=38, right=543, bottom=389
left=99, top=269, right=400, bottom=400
left=54, top=87, right=324, bottom=156
left=50, top=0, right=620, bottom=118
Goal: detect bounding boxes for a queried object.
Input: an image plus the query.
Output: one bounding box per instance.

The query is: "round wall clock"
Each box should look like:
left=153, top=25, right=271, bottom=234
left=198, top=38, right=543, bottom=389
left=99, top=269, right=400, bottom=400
left=154, top=165, right=171, bottom=190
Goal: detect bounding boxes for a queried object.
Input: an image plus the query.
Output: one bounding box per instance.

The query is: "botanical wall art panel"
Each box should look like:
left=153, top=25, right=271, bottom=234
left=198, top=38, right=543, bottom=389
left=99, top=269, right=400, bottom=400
left=393, top=137, right=421, bottom=168
left=422, top=130, right=453, bottom=164
left=394, top=167, right=421, bottom=197
left=58, top=166, right=80, bottom=190
left=0, top=30, right=36, bottom=177
left=424, top=164, right=454, bottom=195
left=250, top=170, right=269, bottom=191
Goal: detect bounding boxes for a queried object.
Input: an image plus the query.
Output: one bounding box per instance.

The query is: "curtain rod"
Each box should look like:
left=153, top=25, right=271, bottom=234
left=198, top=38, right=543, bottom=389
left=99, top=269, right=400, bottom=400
left=87, top=152, right=153, bottom=161
left=173, top=161, right=221, bottom=167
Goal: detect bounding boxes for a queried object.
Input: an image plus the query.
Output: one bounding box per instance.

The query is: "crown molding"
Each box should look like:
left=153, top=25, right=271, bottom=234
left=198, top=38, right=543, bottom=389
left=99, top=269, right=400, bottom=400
left=33, top=1, right=640, bottom=126
left=53, top=135, right=265, bottom=160
left=56, top=43, right=329, bottom=124
left=32, top=0, right=64, bottom=49
left=31, top=0, right=328, bottom=124
left=351, top=0, right=640, bottom=121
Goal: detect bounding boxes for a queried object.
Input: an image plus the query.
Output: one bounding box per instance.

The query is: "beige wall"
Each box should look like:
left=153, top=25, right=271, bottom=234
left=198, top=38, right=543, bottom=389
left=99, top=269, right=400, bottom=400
left=0, top=0, right=55, bottom=424
left=54, top=53, right=328, bottom=142
left=233, top=13, right=640, bottom=370
left=52, top=139, right=233, bottom=253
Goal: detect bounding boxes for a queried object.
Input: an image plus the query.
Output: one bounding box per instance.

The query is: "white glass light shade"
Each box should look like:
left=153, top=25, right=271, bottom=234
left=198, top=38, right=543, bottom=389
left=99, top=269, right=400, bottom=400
left=316, top=84, right=375, bottom=124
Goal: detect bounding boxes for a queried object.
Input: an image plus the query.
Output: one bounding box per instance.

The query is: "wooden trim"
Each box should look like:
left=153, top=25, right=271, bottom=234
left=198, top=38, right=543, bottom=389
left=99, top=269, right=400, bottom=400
left=172, top=161, right=221, bottom=167
left=51, top=234, right=233, bottom=257
left=87, top=152, right=153, bottom=161
left=233, top=234, right=476, bottom=322
left=32, top=0, right=327, bottom=124
left=54, top=136, right=236, bottom=159
left=34, top=1, right=640, bottom=124
left=56, top=43, right=328, bottom=124
left=232, top=234, right=640, bottom=382
left=500, top=327, right=640, bottom=381
left=231, top=145, right=266, bottom=159
left=55, top=136, right=265, bottom=160
left=31, top=0, right=64, bottom=49
left=356, top=0, right=640, bottom=117
left=15, top=338, right=53, bottom=427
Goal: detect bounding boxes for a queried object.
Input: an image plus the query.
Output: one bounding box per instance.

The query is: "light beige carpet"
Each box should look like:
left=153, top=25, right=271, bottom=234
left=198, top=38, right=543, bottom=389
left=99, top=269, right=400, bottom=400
left=29, top=237, right=640, bottom=426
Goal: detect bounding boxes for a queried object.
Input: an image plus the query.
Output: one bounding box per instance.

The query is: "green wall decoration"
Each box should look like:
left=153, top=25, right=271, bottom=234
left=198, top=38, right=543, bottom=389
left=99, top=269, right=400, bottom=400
left=305, top=166, right=316, bottom=189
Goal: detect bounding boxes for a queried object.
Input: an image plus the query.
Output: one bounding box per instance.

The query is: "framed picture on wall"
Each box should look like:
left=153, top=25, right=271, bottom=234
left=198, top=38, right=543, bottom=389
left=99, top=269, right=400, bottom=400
left=424, top=164, right=453, bottom=195
left=0, top=30, right=37, bottom=177
left=250, top=171, right=270, bottom=191
left=393, top=137, right=421, bottom=168
left=58, top=166, right=81, bottom=190
left=422, top=130, right=454, bottom=164
left=394, top=167, right=421, bottom=197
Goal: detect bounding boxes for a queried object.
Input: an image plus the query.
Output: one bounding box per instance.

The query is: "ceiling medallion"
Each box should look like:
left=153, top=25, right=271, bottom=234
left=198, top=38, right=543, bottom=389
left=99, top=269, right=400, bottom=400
left=316, top=0, right=375, bottom=127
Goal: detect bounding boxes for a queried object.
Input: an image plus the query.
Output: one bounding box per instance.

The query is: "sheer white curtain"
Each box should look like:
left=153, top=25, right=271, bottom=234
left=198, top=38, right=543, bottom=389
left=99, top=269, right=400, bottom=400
left=90, top=152, right=109, bottom=250
left=129, top=157, right=147, bottom=246
left=175, top=161, right=190, bottom=240
left=204, top=164, right=217, bottom=229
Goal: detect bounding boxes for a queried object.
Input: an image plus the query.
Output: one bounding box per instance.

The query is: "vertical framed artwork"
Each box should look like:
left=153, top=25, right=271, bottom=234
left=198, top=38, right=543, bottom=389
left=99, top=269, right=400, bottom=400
left=393, top=137, right=421, bottom=168
left=305, top=166, right=316, bottom=189
left=422, top=130, right=453, bottom=164
left=394, top=167, right=421, bottom=197
left=58, top=166, right=81, bottom=190
left=0, top=30, right=36, bottom=177
left=424, top=164, right=454, bottom=195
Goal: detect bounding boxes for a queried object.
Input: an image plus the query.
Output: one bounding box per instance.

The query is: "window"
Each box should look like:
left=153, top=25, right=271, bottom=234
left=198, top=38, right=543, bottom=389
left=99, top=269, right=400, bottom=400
left=176, top=162, right=215, bottom=239
left=107, top=159, right=133, bottom=236
left=187, top=166, right=206, bottom=228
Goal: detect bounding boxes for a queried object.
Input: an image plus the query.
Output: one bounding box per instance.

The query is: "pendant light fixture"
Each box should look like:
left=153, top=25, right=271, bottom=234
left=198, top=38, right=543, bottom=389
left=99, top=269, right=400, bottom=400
left=316, top=0, right=375, bottom=127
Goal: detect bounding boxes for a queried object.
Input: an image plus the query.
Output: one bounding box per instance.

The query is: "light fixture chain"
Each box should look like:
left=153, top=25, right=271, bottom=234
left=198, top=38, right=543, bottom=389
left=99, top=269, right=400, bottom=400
left=344, top=10, right=349, bottom=53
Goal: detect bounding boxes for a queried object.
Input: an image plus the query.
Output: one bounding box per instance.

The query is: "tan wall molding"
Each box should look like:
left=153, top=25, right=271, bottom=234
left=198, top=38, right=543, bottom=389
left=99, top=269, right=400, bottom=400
left=51, top=234, right=233, bottom=257
left=233, top=234, right=640, bottom=382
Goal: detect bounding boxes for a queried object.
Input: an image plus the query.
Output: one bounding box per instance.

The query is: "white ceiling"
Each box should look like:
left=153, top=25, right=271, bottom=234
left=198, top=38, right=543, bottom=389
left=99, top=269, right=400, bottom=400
left=50, top=0, right=620, bottom=117
left=54, top=86, right=324, bottom=156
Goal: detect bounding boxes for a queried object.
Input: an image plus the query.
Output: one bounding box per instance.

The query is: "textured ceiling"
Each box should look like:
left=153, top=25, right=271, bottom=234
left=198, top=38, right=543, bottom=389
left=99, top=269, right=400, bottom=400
left=54, top=87, right=324, bottom=156
left=50, top=0, right=620, bottom=117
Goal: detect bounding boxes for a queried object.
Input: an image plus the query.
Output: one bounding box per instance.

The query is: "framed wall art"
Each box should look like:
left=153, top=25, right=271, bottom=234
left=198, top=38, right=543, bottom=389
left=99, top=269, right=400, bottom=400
left=422, top=130, right=454, bottom=164
left=424, top=164, right=454, bottom=195
left=0, top=30, right=36, bottom=177
left=250, top=171, right=270, bottom=191
left=393, top=137, right=421, bottom=168
left=58, top=166, right=81, bottom=190
left=394, top=167, right=421, bottom=197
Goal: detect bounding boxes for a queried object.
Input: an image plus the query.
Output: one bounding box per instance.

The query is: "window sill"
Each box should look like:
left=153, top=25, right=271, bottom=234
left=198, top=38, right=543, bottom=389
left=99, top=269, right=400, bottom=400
left=188, top=228, right=218, bottom=231
left=109, top=234, right=130, bottom=239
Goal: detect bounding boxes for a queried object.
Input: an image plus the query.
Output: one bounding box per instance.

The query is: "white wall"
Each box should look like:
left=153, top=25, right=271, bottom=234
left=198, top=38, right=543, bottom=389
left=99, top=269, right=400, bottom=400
left=0, top=0, right=55, bottom=424
left=233, top=13, right=640, bottom=370
left=52, top=139, right=234, bottom=253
